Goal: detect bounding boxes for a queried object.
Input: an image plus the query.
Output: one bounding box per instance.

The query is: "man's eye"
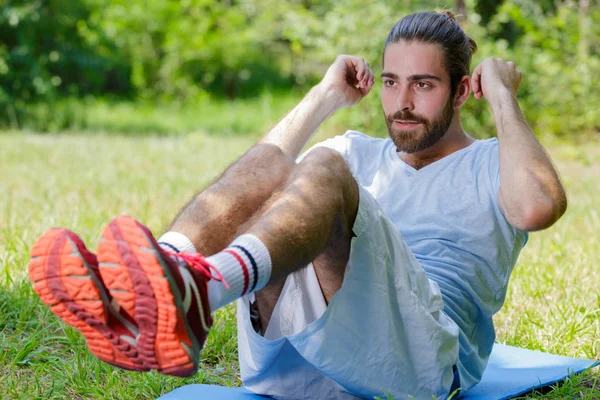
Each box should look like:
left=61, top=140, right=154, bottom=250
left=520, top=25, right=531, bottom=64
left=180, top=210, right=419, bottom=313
left=416, top=82, right=430, bottom=89
left=384, top=80, right=396, bottom=87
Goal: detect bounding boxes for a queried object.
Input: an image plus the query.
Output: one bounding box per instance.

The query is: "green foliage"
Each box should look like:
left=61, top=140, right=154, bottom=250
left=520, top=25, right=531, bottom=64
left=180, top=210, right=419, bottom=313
left=0, top=0, right=132, bottom=128
left=0, top=0, right=598, bottom=137
left=464, top=0, right=600, bottom=138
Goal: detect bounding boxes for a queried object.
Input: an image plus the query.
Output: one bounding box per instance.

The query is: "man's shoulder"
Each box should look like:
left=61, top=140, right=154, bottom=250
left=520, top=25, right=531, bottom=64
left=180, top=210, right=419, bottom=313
left=474, top=137, right=499, bottom=152
left=475, top=137, right=500, bottom=167
left=313, top=130, right=389, bottom=155
left=460, top=137, right=499, bottom=166
left=336, top=130, right=390, bottom=150
left=341, top=130, right=384, bottom=142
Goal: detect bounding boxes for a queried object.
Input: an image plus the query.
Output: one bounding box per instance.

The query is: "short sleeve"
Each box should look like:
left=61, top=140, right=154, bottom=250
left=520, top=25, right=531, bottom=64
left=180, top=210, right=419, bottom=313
left=486, top=138, right=529, bottom=246
left=486, top=139, right=501, bottom=196
left=296, top=131, right=354, bottom=164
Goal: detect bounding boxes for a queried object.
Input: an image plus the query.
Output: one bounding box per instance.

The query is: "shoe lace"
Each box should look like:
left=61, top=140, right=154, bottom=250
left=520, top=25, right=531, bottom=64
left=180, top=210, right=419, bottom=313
left=166, top=251, right=230, bottom=289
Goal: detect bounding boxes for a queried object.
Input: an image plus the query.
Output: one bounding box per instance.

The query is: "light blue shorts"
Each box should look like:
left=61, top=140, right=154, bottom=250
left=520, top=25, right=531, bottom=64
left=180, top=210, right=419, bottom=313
left=237, top=186, right=460, bottom=399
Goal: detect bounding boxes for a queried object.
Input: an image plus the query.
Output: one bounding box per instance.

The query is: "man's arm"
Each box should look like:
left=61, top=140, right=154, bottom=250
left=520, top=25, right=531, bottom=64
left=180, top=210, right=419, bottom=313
left=472, top=58, right=567, bottom=232
left=260, top=55, right=374, bottom=159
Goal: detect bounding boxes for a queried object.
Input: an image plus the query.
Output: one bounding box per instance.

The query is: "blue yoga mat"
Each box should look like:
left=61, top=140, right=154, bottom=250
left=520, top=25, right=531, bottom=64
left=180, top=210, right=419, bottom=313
left=462, top=344, right=598, bottom=399
left=158, top=344, right=599, bottom=399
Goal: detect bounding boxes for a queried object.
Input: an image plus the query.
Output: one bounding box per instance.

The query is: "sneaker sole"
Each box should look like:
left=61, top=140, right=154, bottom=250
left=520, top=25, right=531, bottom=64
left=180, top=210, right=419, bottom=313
left=97, top=216, right=203, bottom=377
left=28, top=228, right=144, bottom=371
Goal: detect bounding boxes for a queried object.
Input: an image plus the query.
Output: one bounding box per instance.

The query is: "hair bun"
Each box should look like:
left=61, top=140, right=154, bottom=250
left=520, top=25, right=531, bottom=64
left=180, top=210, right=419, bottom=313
left=439, top=9, right=456, bottom=21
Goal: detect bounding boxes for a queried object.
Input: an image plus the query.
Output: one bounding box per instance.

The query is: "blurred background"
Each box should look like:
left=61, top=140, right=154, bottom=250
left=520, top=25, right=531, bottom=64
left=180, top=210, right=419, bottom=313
left=0, top=0, right=598, bottom=139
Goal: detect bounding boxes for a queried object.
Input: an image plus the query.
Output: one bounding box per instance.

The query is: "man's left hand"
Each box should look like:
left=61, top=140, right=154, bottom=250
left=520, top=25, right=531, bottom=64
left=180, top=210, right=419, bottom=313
left=471, top=57, right=522, bottom=107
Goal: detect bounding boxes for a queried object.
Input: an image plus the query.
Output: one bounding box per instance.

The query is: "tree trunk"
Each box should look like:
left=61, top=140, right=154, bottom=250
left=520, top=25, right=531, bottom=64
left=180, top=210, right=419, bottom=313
left=455, top=0, right=467, bottom=24
left=579, top=0, right=590, bottom=60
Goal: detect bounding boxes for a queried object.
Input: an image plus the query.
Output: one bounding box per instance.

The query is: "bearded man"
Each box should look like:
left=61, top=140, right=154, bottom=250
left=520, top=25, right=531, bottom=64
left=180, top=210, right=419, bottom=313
left=29, top=10, right=566, bottom=399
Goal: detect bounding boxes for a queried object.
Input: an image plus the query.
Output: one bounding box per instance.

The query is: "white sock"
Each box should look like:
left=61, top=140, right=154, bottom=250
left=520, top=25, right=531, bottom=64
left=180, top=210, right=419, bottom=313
left=157, top=232, right=196, bottom=254
left=157, top=231, right=272, bottom=312
left=204, top=234, right=272, bottom=310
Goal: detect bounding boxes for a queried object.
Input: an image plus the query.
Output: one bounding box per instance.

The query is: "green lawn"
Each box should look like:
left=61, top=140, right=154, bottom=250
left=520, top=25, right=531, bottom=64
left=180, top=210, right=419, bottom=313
left=0, top=131, right=598, bottom=399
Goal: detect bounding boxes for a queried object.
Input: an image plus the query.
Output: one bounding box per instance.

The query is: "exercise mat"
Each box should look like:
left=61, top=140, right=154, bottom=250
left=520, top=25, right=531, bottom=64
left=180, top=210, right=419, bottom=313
left=158, top=344, right=599, bottom=399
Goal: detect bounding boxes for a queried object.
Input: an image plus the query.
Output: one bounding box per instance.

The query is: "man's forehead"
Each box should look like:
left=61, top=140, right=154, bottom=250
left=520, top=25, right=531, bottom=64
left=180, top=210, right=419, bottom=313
left=382, top=41, right=447, bottom=80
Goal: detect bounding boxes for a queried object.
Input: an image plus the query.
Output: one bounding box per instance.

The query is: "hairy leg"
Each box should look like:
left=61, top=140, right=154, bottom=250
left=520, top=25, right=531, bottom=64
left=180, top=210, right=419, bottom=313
left=169, top=144, right=358, bottom=331
left=245, top=148, right=359, bottom=331
left=169, top=144, right=295, bottom=256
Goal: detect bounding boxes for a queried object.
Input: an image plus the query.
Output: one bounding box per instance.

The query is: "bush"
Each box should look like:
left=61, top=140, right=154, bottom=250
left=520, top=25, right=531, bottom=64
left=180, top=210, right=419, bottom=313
left=0, top=0, right=598, bottom=137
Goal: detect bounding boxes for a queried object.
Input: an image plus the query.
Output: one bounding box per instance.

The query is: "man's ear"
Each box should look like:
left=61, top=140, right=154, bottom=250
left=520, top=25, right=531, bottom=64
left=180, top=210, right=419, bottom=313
left=453, top=75, right=471, bottom=108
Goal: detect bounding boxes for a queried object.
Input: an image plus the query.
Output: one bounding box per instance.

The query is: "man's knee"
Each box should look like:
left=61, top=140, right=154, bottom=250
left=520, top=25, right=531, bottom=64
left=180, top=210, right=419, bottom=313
left=225, top=144, right=294, bottom=185
left=294, top=147, right=359, bottom=227
left=246, top=144, right=294, bottom=168
left=299, top=147, right=347, bottom=167
left=296, top=148, right=353, bottom=186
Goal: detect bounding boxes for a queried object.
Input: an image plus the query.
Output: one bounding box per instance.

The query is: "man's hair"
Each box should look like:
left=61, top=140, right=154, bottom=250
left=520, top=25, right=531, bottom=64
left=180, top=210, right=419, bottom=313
left=383, top=10, right=478, bottom=96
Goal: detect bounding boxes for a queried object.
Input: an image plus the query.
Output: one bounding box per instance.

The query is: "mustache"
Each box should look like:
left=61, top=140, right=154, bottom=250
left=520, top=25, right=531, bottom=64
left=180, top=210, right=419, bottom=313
left=386, top=110, right=428, bottom=125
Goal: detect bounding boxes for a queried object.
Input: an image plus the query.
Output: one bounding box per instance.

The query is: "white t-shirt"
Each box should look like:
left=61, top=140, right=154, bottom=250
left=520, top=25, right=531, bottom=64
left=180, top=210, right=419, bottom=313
left=311, top=130, right=528, bottom=389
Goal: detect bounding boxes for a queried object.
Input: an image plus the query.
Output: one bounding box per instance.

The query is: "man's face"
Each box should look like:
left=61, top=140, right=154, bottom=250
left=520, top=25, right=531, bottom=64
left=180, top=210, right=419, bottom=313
left=381, top=41, right=455, bottom=153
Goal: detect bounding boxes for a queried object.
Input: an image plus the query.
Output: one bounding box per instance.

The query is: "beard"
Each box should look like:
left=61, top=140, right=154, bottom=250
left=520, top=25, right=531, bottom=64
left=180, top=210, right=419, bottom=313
left=385, top=96, right=455, bottom=154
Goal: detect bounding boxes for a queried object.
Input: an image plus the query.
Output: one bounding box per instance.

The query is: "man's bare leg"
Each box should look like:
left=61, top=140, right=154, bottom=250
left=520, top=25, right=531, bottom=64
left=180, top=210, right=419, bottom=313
left=162, top=142, right=358, bottom=331
left=168, top=143, right=295, bottom=257
left=245, top=147, right=358, bottom=282
left=235, top=148, right=359, bottom=331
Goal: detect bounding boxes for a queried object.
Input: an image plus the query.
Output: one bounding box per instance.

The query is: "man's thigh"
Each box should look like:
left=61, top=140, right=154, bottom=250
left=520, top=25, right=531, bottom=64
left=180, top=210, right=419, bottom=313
left=251, top=174, right=355, bottom=334
left=253, top=231, right=352, bottom=335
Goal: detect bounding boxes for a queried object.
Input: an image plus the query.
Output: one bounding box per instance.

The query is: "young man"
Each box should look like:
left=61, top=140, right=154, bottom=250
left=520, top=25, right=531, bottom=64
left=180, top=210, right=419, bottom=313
left=29, top=10, right=566, bottom=399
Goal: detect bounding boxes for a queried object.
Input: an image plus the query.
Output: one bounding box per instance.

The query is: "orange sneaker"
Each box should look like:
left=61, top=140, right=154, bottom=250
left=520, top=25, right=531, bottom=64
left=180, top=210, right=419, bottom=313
left=28, top=228, right=143, bottom=372
left=96, top=216, right=220, bottom=377
left=28, top=216, right=223, bottom=377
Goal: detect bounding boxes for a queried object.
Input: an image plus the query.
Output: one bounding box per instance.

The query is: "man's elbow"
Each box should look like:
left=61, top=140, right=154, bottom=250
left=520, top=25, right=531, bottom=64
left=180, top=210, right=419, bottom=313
left=515, top=195, right=568, bottom=232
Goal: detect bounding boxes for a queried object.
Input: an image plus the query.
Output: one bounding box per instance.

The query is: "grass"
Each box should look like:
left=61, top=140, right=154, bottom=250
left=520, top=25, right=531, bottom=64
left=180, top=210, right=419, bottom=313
left=0, top=130, right=598, bottom=399
left=10, top=93, right=304, bottom=137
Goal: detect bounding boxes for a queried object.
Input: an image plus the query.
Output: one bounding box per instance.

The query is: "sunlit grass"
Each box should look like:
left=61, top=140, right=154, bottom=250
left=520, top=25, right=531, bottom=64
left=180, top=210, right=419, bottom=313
left=16, top=93, right=304, bottom=137
left=0, top=131, right=598, bottom=398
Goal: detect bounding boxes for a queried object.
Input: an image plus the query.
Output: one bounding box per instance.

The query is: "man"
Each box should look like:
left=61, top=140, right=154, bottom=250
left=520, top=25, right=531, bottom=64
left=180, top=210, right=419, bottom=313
left=29, top=10, right=566, bottom=399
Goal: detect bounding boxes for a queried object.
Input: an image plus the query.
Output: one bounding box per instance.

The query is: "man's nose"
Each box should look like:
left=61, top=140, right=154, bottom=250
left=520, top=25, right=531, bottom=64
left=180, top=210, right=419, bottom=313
left=396, top=86, right=414, bottom=111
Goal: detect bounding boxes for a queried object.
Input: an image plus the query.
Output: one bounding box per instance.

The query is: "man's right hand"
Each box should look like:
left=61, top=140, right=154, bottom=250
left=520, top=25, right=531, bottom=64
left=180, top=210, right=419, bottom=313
left=259, top=55, right=373, bottom=158
left=320, top=55, right=375, bottom=109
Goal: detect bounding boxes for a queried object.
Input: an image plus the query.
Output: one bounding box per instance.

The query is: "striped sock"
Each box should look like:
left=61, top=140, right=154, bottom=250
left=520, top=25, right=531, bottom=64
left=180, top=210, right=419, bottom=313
left=204, top=234, right=272, bottom=311
left=157, top=232, right=272, bottom=312
left=157, top=231, right=196, bottom=254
